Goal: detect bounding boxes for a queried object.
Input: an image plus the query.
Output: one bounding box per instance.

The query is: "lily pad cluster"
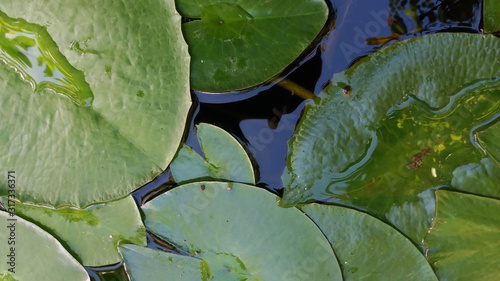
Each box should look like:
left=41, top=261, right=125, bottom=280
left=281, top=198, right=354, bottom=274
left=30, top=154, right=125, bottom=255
left=1, top=0, right=500, bottom=280
left=281, top=32, right=500, bottom=279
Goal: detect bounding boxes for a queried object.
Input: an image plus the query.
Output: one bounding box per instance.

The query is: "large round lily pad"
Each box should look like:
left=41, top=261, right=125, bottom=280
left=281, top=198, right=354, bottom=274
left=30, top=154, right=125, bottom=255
left=177, top=0, right=329, bottom=92
left=424, top=190, right=500, bottom=280
left=142, top=181, right=342, bottom=280
left=281, top=33, right=500, bottom=244
left=302, top=204, right=438, bottom=281
left=0, top=0, right=191, bottom=207
left=0, top=211, right=89, bottom=280
left=171, top=123, right=255, bottom=184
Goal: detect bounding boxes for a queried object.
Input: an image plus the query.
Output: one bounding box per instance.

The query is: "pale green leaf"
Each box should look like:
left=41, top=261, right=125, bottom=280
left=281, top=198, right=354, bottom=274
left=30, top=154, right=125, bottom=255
left=171, top=123, right=255, bottom=184
left=0, top=211, right=89, bottom=280
left=0, top=0, right=191, bottom=207
left=120, top=244, right=203, bottom=281
left=4, top=195, right=146, bottom=267
left=303, top=204, right=438, bottom=281
left=142, top=181, right=342, bottom=280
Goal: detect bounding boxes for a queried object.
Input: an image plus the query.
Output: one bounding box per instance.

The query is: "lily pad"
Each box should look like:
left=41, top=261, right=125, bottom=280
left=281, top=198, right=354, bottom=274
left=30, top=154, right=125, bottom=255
left=120, top=244, right=202, bottom=280
left=451, top=157, right=500, bottom=198
left=282, top=33, right=500, bottom=243
left=478, top=120, right=500, bottom=162
left=302, top=204, right=438, bottom=281
left=170, top=123, right=255, bottom=184
left=0, top=0, right=191, bottom=207
left=0, top=211, right=89, bottom=280
left=177, top=0, right=329, bottom=92
left=484, top=0, right=500, bottom=33
left=424, top=190, right=500, bottom=280
left=3, top=195, right=146, bottom=267
left=142, top=181, right=342, bottom=280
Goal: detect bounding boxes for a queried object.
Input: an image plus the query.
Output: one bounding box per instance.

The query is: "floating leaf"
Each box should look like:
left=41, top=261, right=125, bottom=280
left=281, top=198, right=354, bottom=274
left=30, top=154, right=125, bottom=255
left=302, top=204, right=438, bottom=281
left=0, top=0, right=191, bottom=207
left=177, top=0, right=329, bottom=92
left=120, top=244, right=202, bottom=280
left=478, top=121, right=500, bottom=162
left=484, top=0, right=500, bottom=33
left=3, top=195, right=146, bottom=267
left=451, top=157, right=500, bottom=198
left=0, top=211, right=89, bottom=280
left=171, top=123, right=255, bottom=184
left=282, top=33, right=500, bottom=244
left=425, top=190, right=500, bottom=280
left=142, top=181, right=342, bottom=280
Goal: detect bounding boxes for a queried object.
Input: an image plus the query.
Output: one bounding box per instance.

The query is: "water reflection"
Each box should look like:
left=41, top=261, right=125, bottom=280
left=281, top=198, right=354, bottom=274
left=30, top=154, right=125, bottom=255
left=0, top=10, right=93, bottom=106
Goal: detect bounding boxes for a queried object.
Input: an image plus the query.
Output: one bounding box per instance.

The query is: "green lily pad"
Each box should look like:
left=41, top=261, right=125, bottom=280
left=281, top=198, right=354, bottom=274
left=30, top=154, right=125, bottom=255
left=484, top=0, right=500, bottom=33
left=282, top=33, right=500, bottom=244
left=302, top=204, right=438, bottom=281
left=142, top=181, right=342, bottom=280
left=177, top=0, right=329, bottom=92
left=451, top=157, right=500, bottom=198
left=170, top=123, right=255, bottom=184
left=120, top=244, right=203, bottom=280
left=0, top=0, right=191, bottom=207
left=424, top=190, right=500, bottom=280
left=478, top=121, right=500, bottom=162
left=3, top=195, right=146, bottom=267
left=0, top=211, right=89, bottom=280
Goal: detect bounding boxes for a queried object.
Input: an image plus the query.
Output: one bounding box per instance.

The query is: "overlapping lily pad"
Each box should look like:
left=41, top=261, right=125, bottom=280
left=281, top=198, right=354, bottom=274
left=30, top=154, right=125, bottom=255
left=478, top=121, right=500, bottom=162
left=0, top=211, right=89, bottom=280
left=451, top=157, right=500, bottom=198
left=302, top=204, right=438, bottom=281
left=120, top=244, right=202, bottom=280
left=177, top=0, right=329, bottom=92
left=0, top=0, right=191, bottom=207
left=282, top=33, right=500, bottom=243
left=484, top=0, right=500, bottom=33
left=4, top=195, right=146, bottom=267
left=170, top=123, right=255, bottom=184
left=141, top=181, right=342, bottom=280
left=425, top=190, right=500, bottom=280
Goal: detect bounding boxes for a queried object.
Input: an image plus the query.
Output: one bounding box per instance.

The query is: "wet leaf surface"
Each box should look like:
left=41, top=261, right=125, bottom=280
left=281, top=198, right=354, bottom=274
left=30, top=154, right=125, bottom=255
left=282, top=33, right=500, bottom=244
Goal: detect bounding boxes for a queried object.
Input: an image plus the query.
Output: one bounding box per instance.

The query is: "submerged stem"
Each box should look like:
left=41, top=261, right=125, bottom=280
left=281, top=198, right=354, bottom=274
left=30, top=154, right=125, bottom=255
left=273, top=77, right=316, bottom=100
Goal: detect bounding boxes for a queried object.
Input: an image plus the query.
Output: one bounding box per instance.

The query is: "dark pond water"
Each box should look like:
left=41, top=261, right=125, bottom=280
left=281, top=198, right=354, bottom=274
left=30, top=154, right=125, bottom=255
left=91, top=0, right=482, bottom=279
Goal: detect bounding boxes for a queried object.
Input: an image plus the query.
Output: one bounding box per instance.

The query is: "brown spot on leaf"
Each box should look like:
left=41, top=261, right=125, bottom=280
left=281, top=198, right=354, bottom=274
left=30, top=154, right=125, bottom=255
left=342, top=86, right=352, bottom=97
left=406, top=148, right=432, bottom=170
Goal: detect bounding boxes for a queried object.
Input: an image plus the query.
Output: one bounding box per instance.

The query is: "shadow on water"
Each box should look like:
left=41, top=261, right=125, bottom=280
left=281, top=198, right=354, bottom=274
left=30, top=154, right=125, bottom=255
left=95, top=0, right=482, bottom=280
